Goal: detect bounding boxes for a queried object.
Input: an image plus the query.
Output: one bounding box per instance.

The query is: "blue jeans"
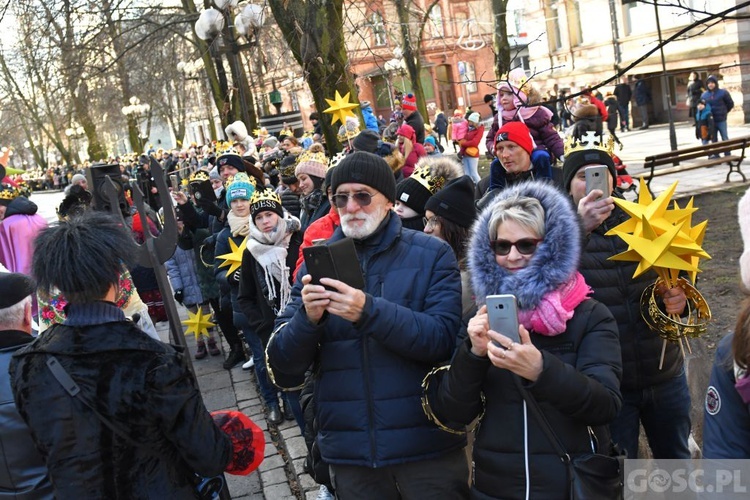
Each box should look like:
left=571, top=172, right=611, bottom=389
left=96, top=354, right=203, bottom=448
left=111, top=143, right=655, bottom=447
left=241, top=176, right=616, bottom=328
left=714, top=120, right=730, bottom=155
left=609, top=372, right=691, bottom=459
left=233, top=311, right=279, bottom=407
left=618, top=104, right=630, bottom=130
left=462, top=156, right=481, bottom=183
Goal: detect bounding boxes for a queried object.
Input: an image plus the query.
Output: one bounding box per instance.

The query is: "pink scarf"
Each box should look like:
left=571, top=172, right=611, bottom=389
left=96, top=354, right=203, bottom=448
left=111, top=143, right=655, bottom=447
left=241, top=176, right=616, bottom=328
left=517, top=272, right=592, bottom=336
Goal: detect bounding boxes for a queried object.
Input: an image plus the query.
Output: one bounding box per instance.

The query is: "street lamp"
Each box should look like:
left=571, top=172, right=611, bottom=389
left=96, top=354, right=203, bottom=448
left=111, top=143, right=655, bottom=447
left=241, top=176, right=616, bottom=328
left=121, top=96, right=151, bottom=152
left=194, top=2, right=266, bottom=130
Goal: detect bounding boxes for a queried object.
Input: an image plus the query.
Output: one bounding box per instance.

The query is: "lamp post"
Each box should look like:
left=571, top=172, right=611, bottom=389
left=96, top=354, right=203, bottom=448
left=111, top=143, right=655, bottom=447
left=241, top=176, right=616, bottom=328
left=178, top=59, right=218, bottom=143
left=654, top=0, right=678, bottom=151
left=121, top=97, right=151, bottom=152
left=194, top=1, right=266, bottom=130
left=65, top=125, right=86, bottom=164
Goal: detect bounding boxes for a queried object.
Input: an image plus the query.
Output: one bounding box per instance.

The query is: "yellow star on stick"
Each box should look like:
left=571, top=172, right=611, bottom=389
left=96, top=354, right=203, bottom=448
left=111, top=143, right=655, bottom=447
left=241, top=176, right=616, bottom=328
left=183, top=308, right=216, bottom=341
left=217, top=236, right=247, bottom=276
left=323, top=91, right=359, bottom=126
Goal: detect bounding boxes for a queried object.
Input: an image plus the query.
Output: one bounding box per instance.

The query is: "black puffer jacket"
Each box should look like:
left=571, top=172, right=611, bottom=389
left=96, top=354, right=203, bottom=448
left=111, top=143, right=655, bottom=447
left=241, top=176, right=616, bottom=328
left=580, top=206, right=683, bottom=391
left=10, top=309, right=231, bottom=499
left=435, top=300, right=621, bottom=499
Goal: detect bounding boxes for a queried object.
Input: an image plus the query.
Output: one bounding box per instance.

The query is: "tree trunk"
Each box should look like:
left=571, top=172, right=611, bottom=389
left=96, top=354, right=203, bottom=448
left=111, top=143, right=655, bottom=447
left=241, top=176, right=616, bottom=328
left=395, top=0, right=429, bottom=120
left=492, top=0, right=511, bottom=80
left=267, top=0, right=357, bottom=153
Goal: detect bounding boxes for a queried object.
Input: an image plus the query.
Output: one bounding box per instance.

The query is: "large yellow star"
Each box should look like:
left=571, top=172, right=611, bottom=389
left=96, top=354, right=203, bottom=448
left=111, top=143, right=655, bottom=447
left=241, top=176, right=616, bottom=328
left=183, top=308, right=216, bottom=341
left=216, top=236, right=247, bottom=276
left=323, top=91, right=359, bottom=126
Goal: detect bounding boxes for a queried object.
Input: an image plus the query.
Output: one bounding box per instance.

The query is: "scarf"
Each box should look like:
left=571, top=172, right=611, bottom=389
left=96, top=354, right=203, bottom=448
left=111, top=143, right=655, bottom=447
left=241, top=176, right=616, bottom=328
left=245, top=215, right=299, bottom=313
left=227, top=211, right=250, bottom=237
left=517, top=271, right=591, bottom=336
left=302, top=189, right=324, bottom=216
left=734, top=363, right=750, bottom=404
left=499, top=103, right=553, bottom=127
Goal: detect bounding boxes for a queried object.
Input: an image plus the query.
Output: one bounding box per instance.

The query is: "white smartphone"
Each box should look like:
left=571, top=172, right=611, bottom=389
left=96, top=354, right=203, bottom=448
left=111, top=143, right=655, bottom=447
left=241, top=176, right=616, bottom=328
left=486, top=294, right=520, bottom=346
left=585, top=165, right=609, bottom=198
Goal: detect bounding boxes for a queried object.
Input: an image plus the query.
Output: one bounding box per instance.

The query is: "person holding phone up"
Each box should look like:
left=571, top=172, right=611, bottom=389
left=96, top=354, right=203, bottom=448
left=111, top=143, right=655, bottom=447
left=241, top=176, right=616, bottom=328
left=427, top=181, right=622, bottom=499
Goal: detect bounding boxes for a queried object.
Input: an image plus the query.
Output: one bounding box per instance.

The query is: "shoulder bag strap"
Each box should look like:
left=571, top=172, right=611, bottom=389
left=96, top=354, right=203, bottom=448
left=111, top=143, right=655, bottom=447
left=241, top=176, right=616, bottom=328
left=46, top=355, right=143, bottom=449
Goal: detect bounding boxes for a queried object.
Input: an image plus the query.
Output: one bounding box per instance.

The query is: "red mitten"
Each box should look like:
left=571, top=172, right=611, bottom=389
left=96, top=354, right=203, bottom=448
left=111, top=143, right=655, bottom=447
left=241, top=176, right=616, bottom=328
left=211, top=410, right=265, bottom=475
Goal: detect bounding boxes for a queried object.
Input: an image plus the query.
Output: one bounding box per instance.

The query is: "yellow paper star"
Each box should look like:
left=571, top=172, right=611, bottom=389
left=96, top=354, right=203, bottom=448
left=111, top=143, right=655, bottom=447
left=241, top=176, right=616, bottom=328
left=183, top=308, right=216, bottom=341
left=323, top=91, right=359, bottom=126
left=216, top=236, right=247, bottom=276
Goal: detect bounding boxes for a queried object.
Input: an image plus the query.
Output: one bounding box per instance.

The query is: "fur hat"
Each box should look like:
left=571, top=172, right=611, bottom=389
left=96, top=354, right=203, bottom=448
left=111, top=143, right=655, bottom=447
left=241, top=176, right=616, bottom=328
left=739, top=187, right=750, bottom=291
left=396, top=157, right=462, bottom=215
left=402, top=93, right=417, bottom=112
left=295, top=143, right=328, bottom=180
left=331, top=151, right=396, bottom=203
left=0, top=272, right=35, bottom=309
left=250, top=188, right=283, bottom=221
left=425, top=175, right=477, bottom=229
left=225, top=173, right=256, bottom=205
left=495, top=121, right=534, bottom=156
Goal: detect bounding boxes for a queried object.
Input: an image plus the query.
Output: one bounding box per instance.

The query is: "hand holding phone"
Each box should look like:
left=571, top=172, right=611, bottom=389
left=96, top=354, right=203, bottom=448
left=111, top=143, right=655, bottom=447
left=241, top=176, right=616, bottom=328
left=486, top=294, right=520, bottom=347
left=585, top=165, right=609, bottom=199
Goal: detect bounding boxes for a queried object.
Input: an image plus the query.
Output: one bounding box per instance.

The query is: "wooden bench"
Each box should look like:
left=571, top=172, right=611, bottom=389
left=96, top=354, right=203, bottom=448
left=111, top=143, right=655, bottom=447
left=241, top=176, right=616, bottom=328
left=642, top=136, right=749, bottom=194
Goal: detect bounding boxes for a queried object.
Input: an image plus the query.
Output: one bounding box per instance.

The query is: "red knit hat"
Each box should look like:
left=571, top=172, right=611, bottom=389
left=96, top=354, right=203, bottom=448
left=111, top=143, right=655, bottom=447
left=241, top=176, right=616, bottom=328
left=402, top=93, right=417, bottom=111
left=495, top=121, right=534, bottom=156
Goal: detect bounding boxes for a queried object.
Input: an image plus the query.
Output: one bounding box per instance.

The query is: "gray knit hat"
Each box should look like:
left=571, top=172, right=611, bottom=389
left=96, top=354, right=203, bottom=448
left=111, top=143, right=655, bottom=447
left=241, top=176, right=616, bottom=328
left=331, top=151, right=396, bottom=203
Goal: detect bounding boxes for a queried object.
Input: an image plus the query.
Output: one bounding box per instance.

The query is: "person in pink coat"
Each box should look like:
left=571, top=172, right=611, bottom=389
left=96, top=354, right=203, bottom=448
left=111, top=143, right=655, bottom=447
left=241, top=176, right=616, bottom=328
left=397, top=123, right=426, bottom=178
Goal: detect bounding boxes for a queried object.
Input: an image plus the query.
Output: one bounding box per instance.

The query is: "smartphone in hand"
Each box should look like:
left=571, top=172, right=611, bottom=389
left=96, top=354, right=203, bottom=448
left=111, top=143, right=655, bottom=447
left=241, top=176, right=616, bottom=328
left=486, top=294, right=520, bottom=346
left=585, top=165, right=609, bottom=199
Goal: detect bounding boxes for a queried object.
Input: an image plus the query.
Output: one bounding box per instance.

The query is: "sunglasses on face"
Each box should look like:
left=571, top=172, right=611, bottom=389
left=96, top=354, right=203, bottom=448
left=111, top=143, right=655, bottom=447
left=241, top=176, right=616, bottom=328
left=490, top=238, right=542, bottom=256
left=331, top=191, right=377, bottom=209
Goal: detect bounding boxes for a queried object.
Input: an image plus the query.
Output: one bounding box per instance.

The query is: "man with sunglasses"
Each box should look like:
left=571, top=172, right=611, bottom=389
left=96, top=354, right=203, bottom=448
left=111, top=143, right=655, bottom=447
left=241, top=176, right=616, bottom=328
left=268, top=152, right=468, bottom=499
left=563, top=145, right=691, bottom=461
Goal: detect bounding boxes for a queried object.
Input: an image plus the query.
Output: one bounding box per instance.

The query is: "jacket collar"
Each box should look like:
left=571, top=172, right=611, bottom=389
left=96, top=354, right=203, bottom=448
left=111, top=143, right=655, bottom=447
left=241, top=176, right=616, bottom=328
left=0, top=329, right=34, bottom=350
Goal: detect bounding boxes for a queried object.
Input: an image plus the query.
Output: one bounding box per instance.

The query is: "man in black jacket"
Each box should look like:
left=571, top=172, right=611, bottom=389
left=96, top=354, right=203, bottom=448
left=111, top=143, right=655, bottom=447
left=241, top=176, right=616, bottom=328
left=0, top=272, right=53, bottom=499
left=613, top=76, right=632, bottom=132
left=401, top=93, right=425, bottom=144
left=563, top=148, right=692, bottom=459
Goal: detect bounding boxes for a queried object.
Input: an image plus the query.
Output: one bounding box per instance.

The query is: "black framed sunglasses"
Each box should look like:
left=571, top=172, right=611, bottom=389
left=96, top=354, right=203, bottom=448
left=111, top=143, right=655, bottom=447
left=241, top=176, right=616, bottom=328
left=331, top=191, right=376, bottom=209
left=490, top=238, right=542, bottom=256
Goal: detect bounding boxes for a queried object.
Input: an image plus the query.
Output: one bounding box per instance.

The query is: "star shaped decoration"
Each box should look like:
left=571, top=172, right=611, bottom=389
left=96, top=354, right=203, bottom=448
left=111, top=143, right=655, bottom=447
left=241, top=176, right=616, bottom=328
left=323, top=91, right=359, bottom=126
left=216, top=236, right=247, bottom=276
left=183, top=308, right=216, bottom=341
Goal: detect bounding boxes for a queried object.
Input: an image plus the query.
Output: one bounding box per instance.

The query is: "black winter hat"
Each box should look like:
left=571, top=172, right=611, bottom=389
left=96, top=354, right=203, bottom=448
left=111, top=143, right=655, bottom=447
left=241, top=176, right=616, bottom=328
left=396, top=177, right=431, bottom=215
left=331, top=151, right=396, bottom=203
left=352, top=129, right=380, bottom=153
left=424, top=176, right=477, bottom=229
left=216, top=152, right=246, bottom=174
left=562, top=150, right=616, bottom=191
left=0, top=272, right=35, bottom=308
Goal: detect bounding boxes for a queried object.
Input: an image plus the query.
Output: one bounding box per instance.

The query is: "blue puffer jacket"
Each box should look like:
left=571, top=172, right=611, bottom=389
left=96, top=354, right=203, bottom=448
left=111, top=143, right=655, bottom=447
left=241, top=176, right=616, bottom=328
left=268, top=212, right=466, bottom=467
left=166, top=245, right=204, bottom=307
left=703, top=334, right=750, bottom=458
left=701, top=77, right=734, bottom=123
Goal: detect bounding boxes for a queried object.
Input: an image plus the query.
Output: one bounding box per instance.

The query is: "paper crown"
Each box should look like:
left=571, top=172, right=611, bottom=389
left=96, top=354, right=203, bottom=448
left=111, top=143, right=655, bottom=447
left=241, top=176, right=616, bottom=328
left=215, top=141, right=236, bottom=155
left=226, top=172, right=257, bottom=188
left=189, top=170, right=211, bottom=183
left=250, top=187, right=281, bottom=206
left=0, top=184, right=19, bottom=201
left=296, top=147, right=329, bottom=167
left=564, top=131, right=615, bottom=157
left=410, top=164, right=448, bottom=195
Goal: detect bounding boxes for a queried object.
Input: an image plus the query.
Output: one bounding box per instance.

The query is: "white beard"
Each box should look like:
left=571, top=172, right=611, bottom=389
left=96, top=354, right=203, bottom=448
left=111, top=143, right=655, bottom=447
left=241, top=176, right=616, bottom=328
left=340, top=204, right=388, bottom=239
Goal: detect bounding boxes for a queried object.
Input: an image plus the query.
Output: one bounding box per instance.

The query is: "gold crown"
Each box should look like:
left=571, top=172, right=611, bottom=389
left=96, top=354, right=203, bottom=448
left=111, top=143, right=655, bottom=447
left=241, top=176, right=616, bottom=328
left=215, top=141, right=235, bottom=155
left=410, top=164, right=447, bottom=195
left=225, top=172, right=257, bottom=188
left=564, top=131, right=615, bottom=157
left=250, top=188, right=281, bottom=207
left=0, top=184, right=19, bottom=200
left=296, top=148, right=328, bottom=167
left=189, top=170, right=210, bottom=183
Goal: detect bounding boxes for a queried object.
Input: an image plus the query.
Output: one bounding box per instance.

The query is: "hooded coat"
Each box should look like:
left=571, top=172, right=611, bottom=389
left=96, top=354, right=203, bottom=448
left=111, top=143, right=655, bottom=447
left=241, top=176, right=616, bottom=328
left=430, top=181, right=622, bottom=499
left=701, top=77, right=734, bottom=123
left=0, top=197, right=47, bottom=276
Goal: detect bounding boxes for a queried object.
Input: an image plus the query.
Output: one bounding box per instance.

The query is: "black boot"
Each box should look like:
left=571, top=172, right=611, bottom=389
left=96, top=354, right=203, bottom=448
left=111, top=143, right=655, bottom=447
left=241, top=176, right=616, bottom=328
left=267, top=404, right=283, bottom=425
left=222, top=345, right=246, bottom=369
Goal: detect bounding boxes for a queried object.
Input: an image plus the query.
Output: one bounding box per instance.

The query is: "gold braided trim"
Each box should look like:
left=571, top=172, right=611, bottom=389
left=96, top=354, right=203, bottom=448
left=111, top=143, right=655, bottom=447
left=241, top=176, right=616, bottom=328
left=640, top=277, right=711, bottom=341
left=421, top=365, right=484, bottom=435
left=265, top=322, right=306, bottom=392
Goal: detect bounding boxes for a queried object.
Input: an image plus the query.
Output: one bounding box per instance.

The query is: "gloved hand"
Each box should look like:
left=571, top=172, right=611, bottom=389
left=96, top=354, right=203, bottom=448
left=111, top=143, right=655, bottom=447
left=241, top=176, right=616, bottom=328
left=174, top=289, right=184, bottom=304
left=530, top=149, right=552, bottom=179
left=197, top=198, right=223, bottom=217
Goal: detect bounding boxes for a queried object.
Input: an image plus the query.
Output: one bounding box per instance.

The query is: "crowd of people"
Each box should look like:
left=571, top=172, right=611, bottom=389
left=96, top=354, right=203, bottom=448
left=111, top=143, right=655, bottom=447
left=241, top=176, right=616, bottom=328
left=0, top=73, right=748, bottom=500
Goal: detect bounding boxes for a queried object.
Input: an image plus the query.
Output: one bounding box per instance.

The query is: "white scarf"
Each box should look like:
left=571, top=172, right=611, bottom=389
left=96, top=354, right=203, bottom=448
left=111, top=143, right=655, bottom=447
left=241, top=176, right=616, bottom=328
left=245, top=214, right=299, bottom=313
left=227, top=211, right=250, bottom=237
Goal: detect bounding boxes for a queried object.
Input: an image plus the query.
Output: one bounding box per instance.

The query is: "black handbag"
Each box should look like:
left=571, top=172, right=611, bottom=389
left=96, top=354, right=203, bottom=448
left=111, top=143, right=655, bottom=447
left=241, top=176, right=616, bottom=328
left=517, top=379, right=624, bottom=500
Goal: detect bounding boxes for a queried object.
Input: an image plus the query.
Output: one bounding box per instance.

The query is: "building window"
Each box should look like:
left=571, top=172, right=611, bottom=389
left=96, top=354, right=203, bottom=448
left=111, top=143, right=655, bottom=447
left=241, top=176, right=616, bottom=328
left=566, top=0, right=583, bottom=46
left=429, top=5, right=444, bottom=38
left=459, top=61, right=477, bottom=94
left=372, top=12, right=386, bottom=47
left=544, top=0, right=562, bottom=51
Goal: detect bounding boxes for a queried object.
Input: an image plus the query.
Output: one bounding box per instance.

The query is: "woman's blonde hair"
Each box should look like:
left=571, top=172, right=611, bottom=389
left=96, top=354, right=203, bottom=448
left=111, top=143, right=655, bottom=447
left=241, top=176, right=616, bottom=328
left=488, top=194, right=546, bottom=241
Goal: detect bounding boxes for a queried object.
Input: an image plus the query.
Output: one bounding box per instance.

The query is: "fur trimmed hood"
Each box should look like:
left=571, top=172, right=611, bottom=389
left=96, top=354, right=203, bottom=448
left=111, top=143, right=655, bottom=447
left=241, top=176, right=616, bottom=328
left=468, top=181, right=581, bottom=310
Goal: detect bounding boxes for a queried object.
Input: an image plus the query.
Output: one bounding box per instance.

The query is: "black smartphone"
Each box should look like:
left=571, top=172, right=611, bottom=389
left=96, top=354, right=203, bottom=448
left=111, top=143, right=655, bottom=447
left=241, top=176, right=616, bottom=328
left=303, top=245, right=338, bottom=291
left=486, top=294, right=520, bottom=346
left=302, top=238, right=365, bottom=290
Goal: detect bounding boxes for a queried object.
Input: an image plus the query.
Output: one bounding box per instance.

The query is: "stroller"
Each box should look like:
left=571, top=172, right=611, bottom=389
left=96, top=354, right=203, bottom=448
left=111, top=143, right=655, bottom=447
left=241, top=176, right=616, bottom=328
left=613, top=154, right=637, bottom=195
